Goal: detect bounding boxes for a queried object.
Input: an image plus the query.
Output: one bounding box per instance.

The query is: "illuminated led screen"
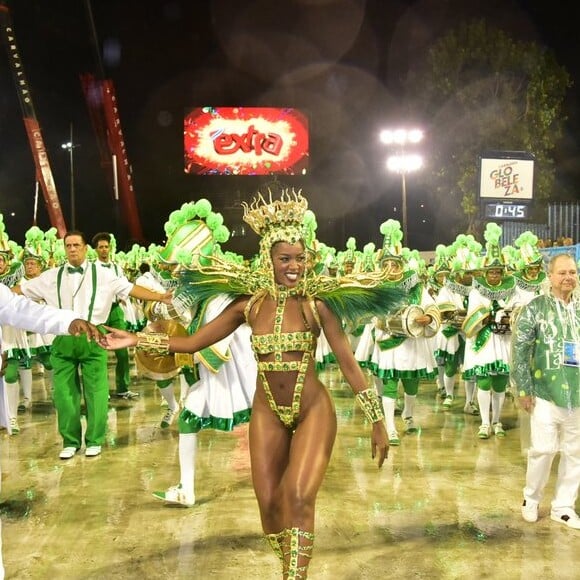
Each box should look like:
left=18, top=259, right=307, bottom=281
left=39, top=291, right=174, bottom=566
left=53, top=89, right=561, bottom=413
left=184, top=107, right=309, bottom=175
left=479, top=156, right=534, bottom=200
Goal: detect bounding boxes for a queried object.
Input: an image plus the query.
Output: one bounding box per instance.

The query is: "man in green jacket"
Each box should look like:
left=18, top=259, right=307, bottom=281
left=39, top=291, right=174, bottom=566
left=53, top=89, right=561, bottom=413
left=511, top=253, right=580, bottom=529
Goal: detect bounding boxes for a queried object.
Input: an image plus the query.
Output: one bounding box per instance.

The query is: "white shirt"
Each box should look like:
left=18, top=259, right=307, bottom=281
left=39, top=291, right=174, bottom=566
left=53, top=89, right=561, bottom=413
left=0, top=284, right=77, bottom=352
left=19, top=261, right=134, bottom=325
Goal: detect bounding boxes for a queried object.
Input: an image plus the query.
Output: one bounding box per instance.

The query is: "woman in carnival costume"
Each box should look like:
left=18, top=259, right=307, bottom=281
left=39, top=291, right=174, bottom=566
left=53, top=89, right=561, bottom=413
left=461, top=223, right=527, bottom=440
left=101, top=189, right=403, bottom=578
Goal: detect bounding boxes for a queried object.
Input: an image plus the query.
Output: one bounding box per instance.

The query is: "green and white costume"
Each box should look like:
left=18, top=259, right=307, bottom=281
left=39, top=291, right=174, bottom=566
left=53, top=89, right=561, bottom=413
left=20, top=261, right=133, bottom=449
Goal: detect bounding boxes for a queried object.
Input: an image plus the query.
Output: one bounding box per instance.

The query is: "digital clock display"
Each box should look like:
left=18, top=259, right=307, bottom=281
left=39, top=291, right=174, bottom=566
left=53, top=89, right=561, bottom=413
left=484, top=203, right=529, bottom=219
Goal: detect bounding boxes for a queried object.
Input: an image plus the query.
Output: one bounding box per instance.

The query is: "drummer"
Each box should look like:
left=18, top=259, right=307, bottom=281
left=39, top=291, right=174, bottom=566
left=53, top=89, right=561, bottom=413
left=433, top=235, right=482, bottom=415
left=355, top=220, right=441, bottom=444
left=461, top=223, right=527, bottom=440
left=512, top=231, right=547, bottom=304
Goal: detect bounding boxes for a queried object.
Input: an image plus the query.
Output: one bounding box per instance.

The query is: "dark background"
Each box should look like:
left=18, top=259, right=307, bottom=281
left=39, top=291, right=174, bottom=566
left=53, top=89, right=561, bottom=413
left=0, top=0, right=579, bottom=257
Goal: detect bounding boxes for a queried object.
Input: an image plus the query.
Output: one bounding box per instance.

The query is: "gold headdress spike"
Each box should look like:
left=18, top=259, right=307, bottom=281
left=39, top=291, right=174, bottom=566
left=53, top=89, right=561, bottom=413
left=242, top=188, right=308, bottom=241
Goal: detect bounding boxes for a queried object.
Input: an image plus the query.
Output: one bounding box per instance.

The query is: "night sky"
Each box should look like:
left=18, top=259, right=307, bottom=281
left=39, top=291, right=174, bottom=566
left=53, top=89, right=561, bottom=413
left=0, top=0, right=579, bottom=257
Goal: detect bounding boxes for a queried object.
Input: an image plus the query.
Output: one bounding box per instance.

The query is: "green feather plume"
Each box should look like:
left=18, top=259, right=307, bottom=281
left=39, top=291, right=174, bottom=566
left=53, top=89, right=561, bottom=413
left=316, top=279, right=406, bottom=327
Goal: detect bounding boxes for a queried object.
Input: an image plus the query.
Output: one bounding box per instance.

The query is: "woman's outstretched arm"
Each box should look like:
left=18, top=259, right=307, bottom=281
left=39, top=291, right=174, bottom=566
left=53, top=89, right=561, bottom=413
left=101, top=296, right=249, bottom=354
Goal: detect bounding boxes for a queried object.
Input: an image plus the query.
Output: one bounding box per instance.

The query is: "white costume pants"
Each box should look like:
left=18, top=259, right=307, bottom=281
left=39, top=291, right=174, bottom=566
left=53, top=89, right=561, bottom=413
left=523, top=397, right=580, bottom=512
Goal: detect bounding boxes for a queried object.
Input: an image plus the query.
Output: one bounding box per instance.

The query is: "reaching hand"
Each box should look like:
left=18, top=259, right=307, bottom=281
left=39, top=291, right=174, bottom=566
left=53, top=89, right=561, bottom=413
left=99, top=326, right=139, bottom=350
left=159, top=291, right=174, bottom=305
left=371, top=421, right=389, bottom=468
left=68, top=319, right=103, bottom=342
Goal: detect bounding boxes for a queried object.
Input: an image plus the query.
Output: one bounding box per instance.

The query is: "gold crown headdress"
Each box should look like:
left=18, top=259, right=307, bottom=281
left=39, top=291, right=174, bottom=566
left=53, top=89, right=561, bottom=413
left=242, top=188, right=309, bottom=295
left=243, top=188, right=308, bottom=252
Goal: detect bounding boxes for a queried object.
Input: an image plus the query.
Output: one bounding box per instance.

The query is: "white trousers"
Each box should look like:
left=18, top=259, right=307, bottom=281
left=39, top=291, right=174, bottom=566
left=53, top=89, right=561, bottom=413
left=523, top=397, right=580, bottom=512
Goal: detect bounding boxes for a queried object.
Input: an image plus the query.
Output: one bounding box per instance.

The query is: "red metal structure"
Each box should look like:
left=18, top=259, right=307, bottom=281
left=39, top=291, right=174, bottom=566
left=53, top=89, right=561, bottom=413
left=80, top=73, right=144, bottom=242
left=0, top=4, right=68, bottom=237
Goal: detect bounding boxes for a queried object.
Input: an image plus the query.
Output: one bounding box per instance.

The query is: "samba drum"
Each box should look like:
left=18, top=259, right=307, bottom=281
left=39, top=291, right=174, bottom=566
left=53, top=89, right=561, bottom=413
left=446, top=309, right=467, bottom=331
left=379, top=305, right=425, bottom=338
left=491, top=309, right=513, bottom=334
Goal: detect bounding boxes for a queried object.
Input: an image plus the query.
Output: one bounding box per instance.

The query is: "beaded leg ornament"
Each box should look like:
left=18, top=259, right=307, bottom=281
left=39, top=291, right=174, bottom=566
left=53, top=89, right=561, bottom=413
left=265, top=531, right=285, bottom=563
left=282, top=527, right=314, bottom=579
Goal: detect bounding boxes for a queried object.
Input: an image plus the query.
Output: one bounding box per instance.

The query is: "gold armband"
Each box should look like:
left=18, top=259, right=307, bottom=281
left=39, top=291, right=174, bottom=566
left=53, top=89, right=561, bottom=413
left=136, top=332, right=170, bottom=355
left=355, top=388, right=385, bottom=423
left=175, top=353, right=194, bottom=367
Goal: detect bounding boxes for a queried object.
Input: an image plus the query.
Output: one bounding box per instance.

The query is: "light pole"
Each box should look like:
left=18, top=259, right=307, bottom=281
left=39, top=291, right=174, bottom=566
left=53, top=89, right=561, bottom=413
left=61, top=123, right=78, bottom=230
left=380, top=128, right=424, bottom=244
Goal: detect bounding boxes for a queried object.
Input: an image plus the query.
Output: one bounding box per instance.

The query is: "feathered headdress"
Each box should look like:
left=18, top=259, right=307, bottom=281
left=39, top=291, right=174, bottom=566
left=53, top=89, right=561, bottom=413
left=0, top=214, right=13, bottom=259
left=21, top=226, right=48, bottom=266
left=482, top=222, right=505, bottom=269
left=158, top=198, right=230, bottom=267
left=378, top=219, right=404, bottom=263
left=175, top=190, right=406, bottom=324
left=514, top=231, right=543, bottom=267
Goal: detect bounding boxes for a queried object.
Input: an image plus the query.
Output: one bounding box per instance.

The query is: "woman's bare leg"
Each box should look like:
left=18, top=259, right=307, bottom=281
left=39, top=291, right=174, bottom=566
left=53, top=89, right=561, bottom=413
left=281, top=392, right=337, bottom=578
left=249, top=401, right=292, bottom=533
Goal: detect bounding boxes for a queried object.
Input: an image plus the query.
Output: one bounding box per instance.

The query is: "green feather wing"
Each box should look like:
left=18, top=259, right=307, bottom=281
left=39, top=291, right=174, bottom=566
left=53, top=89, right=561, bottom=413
left=313, top=275, right=406, bottom=327
left=173, top=258, right=256, bottom=310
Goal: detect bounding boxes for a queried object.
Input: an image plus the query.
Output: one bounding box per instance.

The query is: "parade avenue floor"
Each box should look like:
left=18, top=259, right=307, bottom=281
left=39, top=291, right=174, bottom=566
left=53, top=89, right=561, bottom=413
left=0, top=359, right=578, bottom=579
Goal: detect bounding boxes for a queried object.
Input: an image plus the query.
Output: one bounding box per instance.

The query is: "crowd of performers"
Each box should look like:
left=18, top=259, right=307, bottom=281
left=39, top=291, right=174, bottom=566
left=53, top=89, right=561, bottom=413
left=0, top=193, right=577, bottom=578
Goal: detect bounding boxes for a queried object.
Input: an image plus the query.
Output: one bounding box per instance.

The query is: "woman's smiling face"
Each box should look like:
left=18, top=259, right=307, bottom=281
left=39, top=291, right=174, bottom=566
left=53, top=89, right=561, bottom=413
left=271, top=241, right=306, bottom=288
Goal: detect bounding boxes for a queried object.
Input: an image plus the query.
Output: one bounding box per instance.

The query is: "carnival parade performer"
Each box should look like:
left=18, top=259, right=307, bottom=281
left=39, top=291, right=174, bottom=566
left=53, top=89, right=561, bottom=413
left=512, top=231, right=547, bottom=304
left=15, top=230, right=173, bottom=459
left=462, top=223, right=526, bottom=440
left=0, top=215, right=31, bottom=434
left=434, top=236, right=481, bottom=415
left=101, top=189, right=404, bottom=579
left=19, top=227, right=56, bottom=411
left=355, top=220, right=441, bottom=444
left=135, top=199, right=256, bottom=507
left=92, top=232, right=140, bottom=400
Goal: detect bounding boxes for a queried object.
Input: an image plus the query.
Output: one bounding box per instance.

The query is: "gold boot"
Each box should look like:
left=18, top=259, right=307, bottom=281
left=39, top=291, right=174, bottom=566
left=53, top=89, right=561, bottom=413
left=282, top=527, right=314, bottom=579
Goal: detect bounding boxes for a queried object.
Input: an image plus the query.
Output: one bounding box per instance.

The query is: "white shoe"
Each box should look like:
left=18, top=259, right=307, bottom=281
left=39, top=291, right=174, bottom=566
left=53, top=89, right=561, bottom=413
left=403, top=417, right=418, bottom=434
left=160, top=409, right=177, bottom=429
left=521, top=500, right=539, bottom=523
left=442, top=395, right=454, bottom=409
left=59, top=447, right=79, bottom=460
left=550, top=509, right=580, bottom=529
left=477, top=424, right=491, bottom=439
left=152, top=484, right=195, bottom=507
left=388, top=430, right=400, bottom=446
left=85, top=445, right=102, bottom=457
left=9, top=417, right=20, bottom=434
left=493, top=422, right=506, bottom=437
left=463, top=402, right=480, bottom=416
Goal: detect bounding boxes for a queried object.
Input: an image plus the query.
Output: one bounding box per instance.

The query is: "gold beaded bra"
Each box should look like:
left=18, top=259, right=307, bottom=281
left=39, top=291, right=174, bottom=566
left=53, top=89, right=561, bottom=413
left=247, top=287, right=318, bottom=429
